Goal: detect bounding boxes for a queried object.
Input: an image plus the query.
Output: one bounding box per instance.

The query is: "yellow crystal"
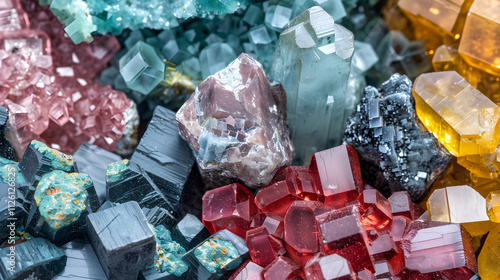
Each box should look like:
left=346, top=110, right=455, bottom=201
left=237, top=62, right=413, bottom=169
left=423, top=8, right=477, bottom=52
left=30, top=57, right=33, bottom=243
left=457, top=144, right=500, bottom=180
left=478, top=224, right=500, bottom=280
left=487, top=190, right=500, bottom=223
left=413, top=71, right=500, bottom=157
left=427, top=185, right=494, bottom=236
left=458, top=0, right=500, bottom=77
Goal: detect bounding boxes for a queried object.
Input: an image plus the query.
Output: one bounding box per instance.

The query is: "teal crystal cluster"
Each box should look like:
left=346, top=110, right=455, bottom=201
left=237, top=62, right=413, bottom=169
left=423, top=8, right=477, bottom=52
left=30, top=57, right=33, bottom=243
left=194, top=237, right=240, bottom=274
left=34, top=170, right=91, bottom=229
left=148, top=225, right=189, bottom=277
left=42, top=0, right=250, bottom=44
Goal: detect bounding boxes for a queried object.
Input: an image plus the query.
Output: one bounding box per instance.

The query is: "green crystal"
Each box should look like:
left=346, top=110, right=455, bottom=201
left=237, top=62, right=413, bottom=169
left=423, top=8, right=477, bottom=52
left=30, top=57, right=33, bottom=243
left=34, top=170, right=91, bottom=230
left=194, top=237, right=239, bottom=274
left=271, top=6, right=354, bottom=163
left=148, top=225, right=189, bottom=277
left=31, top=140, right=75, bottom=172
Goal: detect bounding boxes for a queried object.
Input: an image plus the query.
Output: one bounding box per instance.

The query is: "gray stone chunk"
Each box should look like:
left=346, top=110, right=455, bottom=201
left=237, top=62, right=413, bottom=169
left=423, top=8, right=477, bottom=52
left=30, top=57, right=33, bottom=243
left=172, top=214, right=210, bottom=250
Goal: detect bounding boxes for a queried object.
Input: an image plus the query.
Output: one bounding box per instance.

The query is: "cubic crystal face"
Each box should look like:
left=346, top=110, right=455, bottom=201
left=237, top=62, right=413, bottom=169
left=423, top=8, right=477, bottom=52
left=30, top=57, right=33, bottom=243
left=271, top=6, right=354, bottom=163
left=412, top=71, right=500, bottom=157
left=458, top=0, right=500, bottom=76
left=119, top=41, right=165, bottom=95
left=345, top=73, right=451, bottom=200
left=176, top=53, right=294, bottom=188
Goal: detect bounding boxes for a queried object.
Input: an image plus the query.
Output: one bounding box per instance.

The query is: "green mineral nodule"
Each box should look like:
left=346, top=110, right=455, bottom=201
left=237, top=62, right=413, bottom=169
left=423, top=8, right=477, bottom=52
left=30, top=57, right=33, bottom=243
left=105, top=159, right=129, bottom=183
left=0, top=157, right=25, bottom=184
left=31, top=140, right=75, bottom=172
left=34, top=170, right=91, bottom=230
left=149, top=225, right=189, bottom=277
left=194, top=237, right=239, bottom=273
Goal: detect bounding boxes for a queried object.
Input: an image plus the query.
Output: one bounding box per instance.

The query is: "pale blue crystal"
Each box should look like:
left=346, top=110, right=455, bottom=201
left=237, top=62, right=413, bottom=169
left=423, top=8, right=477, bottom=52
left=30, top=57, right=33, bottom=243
left=243, top=5, right=264, bottom=26
left=271, top=6, right=354, bottom=163
left=264, top=5, right=292, bottom=32
left=199, top=43, right=237, bottom=78
left=292, top=0, right=347, bottom=21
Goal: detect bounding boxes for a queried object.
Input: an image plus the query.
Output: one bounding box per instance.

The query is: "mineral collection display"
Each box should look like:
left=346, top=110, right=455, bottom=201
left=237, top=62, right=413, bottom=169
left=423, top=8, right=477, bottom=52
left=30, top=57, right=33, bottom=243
left=0, top=0, right=499, bottom=279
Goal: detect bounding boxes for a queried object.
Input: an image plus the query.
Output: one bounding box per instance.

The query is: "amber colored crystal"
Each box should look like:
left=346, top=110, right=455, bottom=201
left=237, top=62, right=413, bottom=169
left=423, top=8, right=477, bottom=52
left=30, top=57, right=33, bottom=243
left=478, top=224, right=500, bottom=280
left=486, top=190, right=500, bottom=223
left=309, top=145, right=364, bottom=209
left=202, top=183, right=258, bottom=238
left=412, top=71, right=500, bottom=157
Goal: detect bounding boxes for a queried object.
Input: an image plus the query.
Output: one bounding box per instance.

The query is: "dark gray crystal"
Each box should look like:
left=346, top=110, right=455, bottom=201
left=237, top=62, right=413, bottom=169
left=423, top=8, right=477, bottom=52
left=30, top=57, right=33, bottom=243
left=344, top=74, right=451, bottom=200
left=142, top=206, right=177, bottom=229
left=131, top=105, right=205, bottom=215
left=0, top=106, right=15, bottom=161
left=87, top=201, right=156, bottom=280
left=172, top=214, right=210, bottom=251
left=73, top=142, right=122, bottom=205
left=52, top=238, right=107, bottom=280
left=0, top=237, right=66, bottom=280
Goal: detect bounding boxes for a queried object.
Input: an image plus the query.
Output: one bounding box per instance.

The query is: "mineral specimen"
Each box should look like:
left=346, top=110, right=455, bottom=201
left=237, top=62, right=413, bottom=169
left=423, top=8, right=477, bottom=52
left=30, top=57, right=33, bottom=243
left=245, top=226, right=284, bottom=267
left=486, top=190, right=500, bottom=223
left=303, top=253, right=357, bottom=280
left=52, top=238, right=107, bottom=279
left=182, top=229, right=249, bottom=280
left=228, top=260, right=263, bottom=280
left=87, top=201, right=156, bottom=280
left=0, top=107, right=15, bottom=160
left=202, top=183, right=257, bottom=239
left=0, top=237, right=66, bottom=280
left=478, top=224, right=500, bottom=280
left=73, top=142, right=122, bottom=205
left=262, top=256, right=301, bottom=280
left=146, top=225, right=189, bottom=277
left=271, top=6, right=354, bottom=163
left=130, top=106, right=203, bottom=216
left=176, top=53, right=293, bottom=188
left=172, top=214, right=210, bottom=251
left=344, top=73, right=451, bottom=200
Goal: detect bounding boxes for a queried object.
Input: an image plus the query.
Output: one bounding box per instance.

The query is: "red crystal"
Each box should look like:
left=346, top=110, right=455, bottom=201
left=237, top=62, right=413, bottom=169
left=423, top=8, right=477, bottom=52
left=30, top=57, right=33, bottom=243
left=284, top=200, right=322, bottom=266
left=315, top=205, right=375, bottom=272
left=390, top=216, right=411, bottom=244
left=246, top=226, right=284, bottom=267
left=369, top=233, right=398, bottom=261
left=357, top=189, right=393, bottom=231
left=285, top=166, right=323, bottom=202
left=263, top=256, right=302, bottom=280
left=373, top=261, right=395, bottom=279
left=255, top=181, right=299, bottom=217
left=229, top=260, right=264, bottom=280
left=250, top=212, right=284, bottom=239
left=309, top=145, right=363, bottom=209
left=202, top=183, right=257, bottom=239
left=303, top=253, right=357, bottom=280
left=388, top=191, right=424, bottom=220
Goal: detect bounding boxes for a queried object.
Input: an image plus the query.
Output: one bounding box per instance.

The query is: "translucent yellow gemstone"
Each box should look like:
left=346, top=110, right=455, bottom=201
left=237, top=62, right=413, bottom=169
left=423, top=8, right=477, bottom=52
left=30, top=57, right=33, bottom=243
left=478, top=224, right=500, bottom=280
left=487, top=190, right=500, bottom=223
left=458, top=0, right=500, bottom=77
left=457, top=144, right=500, bottom=180
left=413, top=71, right=500, bottom=157
left=471, top=177, right=500, bottom=198
left=427, top=185, right=494, bottom=236
left=432, top=45, right=459, bottom=72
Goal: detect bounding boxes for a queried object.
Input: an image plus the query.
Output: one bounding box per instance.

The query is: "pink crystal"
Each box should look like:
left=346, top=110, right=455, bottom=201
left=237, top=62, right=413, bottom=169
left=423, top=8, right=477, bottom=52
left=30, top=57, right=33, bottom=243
left=262, top=256, right=301, bottom=280
left=229, top=261, right=264, bottom=280
left=357, top=189, right=393, bottom=230
left=303, top=253, right=357, bottom=280
left=246, top=226, right=284, bottom=267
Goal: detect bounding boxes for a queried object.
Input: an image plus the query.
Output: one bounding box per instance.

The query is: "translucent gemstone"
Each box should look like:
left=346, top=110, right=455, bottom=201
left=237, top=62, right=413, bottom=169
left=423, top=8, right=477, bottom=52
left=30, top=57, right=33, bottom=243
left=198, top=42, right=236, bottom=79
left=373, top=261, right=395, bottom=279
left=390, top=216, right=411, bottom=244
left=351, top=41, right=379, bottom=73
left=427, top=185, right=494, bottom=236
left=255, top=181, right=299, bottom=217
left=246, top=226, right=284, bottom=267
left=264, top=5, right=292, bottom=32
left=250, top=212, right=284, bottom=239
left=304, top=253, right=357, bottom=280
left=283, top=201, right=322, bottom=266
left=432, top=45, right=460, bottom=72
left=357, top=189, right=393, bottom=230
left=478, top=224, right=500, bottom=280
left=202, top=183, right=258, bottom=239
left=412, top=71, right=500, bottom=157
left=119, top=41, right=165, bottom=95
left=228, top=261, right=264, bottom=280
left=271, top=6, right=353, bottom=163
left=458, top=0, right=500, bottom=76
left=285, top=166, right=323, bottom=202
left=262, top=256, right=301, bottom=280
left=242, top=5, right=264, bottom=26
left=388, top=191, right=424, bottom=220
left=161, top=39, right=191, bottom=65
left=369, top=233, right=398, bottom=261
left=401, top=221, right=477, bottom=279
left=309, top=145, right=363, bottom=208
left=315, top=205, right=374, bottom=272
left=486, top=190, right=500, bottom=223
left=291, top=0, right=347, bottom=21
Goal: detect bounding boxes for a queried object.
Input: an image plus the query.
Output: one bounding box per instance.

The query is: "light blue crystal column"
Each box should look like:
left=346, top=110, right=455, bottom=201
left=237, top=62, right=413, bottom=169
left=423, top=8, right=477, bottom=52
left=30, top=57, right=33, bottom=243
left=271, top=6, right=354, bottom=163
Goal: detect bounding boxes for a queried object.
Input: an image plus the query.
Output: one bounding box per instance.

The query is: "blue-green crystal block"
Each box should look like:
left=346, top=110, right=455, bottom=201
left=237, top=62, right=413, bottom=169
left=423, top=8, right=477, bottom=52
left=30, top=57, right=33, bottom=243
left=0, top=158, right=29, bottom=241
left=292, top=0, right=347, bottom=21
left=87, top=201, right=156, bottom=280
left=146, top=225, right=188, bottom=277
left=119, top=41, right=166, bottom=95
left=0, top=107, right=15, bottom=161
left=182, top=229, right=249, bottom=280
left=199, top=43, right=237, bottom=79
left=172, top=214, right=210, bottom=251
left=271, top=6, right=354, bottom=164
left=49, top=0, right=96, bottom=44
left=264, top=5, right=292, bottom=32
left=26, top=170, right=99, bottom=246
left=249, top=25, right=277, bottom=71
left=106, top=159, right=178, bottom=220
left=130, top=106, right=204, bottom=217
left=243, top=5, right=264, bottom=26
left=52, top=238, right=107, bottom=279
left=73, top=142, right=121, bottom=206
left=162, top=39, right=192, bottom=65
left=0, top=238, right=66, bottom=280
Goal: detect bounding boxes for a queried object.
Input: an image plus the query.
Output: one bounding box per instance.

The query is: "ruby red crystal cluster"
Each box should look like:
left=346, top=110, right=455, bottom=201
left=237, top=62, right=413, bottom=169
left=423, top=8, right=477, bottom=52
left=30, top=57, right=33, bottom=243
left=0, top=0, right=131, bottom=155
left=202, top=145, right=478, bottom=280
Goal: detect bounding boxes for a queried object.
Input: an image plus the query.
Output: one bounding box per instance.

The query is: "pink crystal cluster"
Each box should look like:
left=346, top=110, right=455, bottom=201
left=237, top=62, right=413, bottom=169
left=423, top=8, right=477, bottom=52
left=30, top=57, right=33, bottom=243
left=0, top=0, right=130, bottom=155
left=203, top=145, right=478, bottom=280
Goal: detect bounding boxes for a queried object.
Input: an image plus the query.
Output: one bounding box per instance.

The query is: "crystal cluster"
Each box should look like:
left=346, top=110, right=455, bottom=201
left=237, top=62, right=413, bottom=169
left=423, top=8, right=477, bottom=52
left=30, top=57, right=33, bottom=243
left=176, top=53, right=294, bottom=188
left=0, top=0, right=136, bottom=156
left=201, top=144, right=478, bottom=279
left=345, top=73, right=451, bottom=200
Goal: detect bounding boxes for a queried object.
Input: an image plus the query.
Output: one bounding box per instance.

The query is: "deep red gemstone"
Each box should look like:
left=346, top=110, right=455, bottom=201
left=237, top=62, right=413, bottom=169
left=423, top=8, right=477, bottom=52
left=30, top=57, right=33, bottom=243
left=388, top=191, right=424, bottom=220
left=246, top=226, right=283, bottom=267
left=356, top=189, right=393, bottom=231
left=263, top=256, right=302, bottom=280
left=229, top=260, right=264, bottom=280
